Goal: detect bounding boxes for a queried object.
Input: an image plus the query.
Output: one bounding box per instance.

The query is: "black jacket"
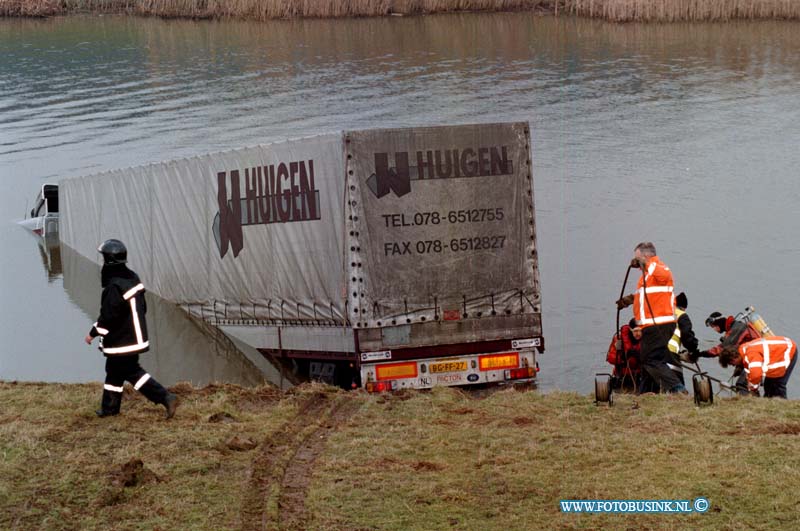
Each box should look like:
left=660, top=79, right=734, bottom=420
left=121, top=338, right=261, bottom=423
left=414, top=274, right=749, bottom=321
left=89, top=265, right=149, bottom=356
left=677, top=312, right=699, bottom=354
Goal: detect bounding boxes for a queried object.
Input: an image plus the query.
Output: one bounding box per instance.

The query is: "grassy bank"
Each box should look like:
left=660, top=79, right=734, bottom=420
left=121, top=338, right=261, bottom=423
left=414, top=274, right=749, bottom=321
left=2, top=380, right=800, bottom=530
left=2, top=0, right=800, bottom=21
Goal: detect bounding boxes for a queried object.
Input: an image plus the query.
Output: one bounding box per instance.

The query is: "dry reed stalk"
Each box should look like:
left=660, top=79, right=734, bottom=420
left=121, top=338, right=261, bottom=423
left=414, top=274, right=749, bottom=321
left=0, top=0, right=61, bottom=16
left=567, top=0, right=800, bottom=22
left=0, top=0, right=551, bottom=19
left=3, top=0, right=800, bottom=21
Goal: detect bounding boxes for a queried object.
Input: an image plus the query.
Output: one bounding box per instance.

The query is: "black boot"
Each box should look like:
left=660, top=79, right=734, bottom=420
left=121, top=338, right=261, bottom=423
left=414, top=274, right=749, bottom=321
left=98, top=387, right=123, bottom=417
left=164, top=393, right=179, bottom=419
left=136, top=374, right=169, bottom=406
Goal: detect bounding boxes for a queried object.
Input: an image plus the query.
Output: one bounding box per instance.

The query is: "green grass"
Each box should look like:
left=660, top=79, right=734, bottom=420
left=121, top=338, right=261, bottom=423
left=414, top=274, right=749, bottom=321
left=0, top=381, right=294, bottom=530
left=2, top=381, right=800, bottom=530
left=309, top=388, right=800, bottom=530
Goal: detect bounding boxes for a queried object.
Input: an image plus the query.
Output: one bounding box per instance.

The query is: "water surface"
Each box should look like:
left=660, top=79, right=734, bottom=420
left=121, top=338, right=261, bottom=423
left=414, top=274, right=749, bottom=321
left=2, top=14, right=799, bottom=395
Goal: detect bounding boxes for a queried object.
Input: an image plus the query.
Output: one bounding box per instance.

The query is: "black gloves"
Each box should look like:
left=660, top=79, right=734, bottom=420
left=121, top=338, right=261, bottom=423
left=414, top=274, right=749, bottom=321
left=686, top=350, right=713, bottom=364
left=616, top=294, right=634, bottom=309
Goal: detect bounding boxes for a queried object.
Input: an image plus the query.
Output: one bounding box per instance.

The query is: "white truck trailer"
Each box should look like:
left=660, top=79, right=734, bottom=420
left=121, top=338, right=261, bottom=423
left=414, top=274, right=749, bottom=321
left=60, top=122, right=543, bottom=390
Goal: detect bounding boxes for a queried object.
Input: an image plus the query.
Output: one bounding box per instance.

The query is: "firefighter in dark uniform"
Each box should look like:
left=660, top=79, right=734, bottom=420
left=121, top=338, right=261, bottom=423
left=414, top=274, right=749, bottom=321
left=84, top=239, right=178, bottom=419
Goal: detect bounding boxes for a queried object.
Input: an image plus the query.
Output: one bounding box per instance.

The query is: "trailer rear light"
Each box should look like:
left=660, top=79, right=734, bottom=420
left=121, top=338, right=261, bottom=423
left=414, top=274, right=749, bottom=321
left=366, top=381, right=394, bottom=393
left=478, top=352, right=520, bottom=371
left=375, top=361, right=418, bottom=381
left=504, top=367, right=535, bottom=380
left=443, top=309, right=461, bottom=321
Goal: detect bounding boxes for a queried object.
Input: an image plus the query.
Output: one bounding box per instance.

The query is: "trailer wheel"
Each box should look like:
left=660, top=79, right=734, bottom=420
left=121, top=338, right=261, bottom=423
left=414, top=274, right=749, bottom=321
left=692, top=375, right=713, bottom=406
left=595, top=374, right=613, bottom=405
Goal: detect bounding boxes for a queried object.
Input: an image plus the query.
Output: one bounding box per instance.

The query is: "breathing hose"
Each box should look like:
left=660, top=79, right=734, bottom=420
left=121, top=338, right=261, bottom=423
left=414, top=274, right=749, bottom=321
left=615, top=263, right=635, bottom=339
left=615, top=263, right=637, bottom=392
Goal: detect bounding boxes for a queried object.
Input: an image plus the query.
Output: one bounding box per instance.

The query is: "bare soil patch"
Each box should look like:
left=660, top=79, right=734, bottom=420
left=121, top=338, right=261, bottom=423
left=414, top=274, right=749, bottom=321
left=240, top=390, right=361, bottom=531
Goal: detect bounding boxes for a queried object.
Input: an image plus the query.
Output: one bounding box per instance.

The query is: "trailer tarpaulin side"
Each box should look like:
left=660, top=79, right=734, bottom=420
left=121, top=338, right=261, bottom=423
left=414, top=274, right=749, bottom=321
left=343, top=122, right=541, bottom=328
left=60, top=133, right=348, bottom=324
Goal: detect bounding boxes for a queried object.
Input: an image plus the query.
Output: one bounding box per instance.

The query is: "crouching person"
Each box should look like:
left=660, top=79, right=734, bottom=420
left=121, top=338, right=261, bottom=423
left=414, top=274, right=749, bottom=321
left=607, top=319, right=658, bottom=393
left=84, top=239, right=178, bottom=418
left=719, top=336, right=798, bottom=399
left=607, top=319, right=642, bottom=391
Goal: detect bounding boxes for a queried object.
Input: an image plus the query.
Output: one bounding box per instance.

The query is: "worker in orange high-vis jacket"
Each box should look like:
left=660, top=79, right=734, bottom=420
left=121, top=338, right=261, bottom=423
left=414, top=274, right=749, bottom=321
left=719, top=336, right=797, bottom=398
left=616, top=242, right=686, bottom=394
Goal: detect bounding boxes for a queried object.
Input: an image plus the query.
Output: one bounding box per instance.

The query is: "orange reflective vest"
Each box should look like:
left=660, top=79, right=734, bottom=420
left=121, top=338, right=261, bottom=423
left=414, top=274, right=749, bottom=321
left=633, top=256, right=675, bottom=328
left=739, top=336, right=797, bottom=391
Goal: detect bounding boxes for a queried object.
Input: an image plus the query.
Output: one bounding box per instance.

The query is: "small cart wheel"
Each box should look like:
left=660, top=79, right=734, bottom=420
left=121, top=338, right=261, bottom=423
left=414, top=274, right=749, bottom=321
left=693, top=375, right=713, bottom=405
left=595, top=374, right=613, bottom=405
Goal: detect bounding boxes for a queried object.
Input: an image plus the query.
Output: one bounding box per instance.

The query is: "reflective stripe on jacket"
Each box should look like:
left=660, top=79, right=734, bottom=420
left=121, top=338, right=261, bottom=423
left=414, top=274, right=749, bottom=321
left=668, top=309, right=685, bottom=353
left=90, top=268, right=150, bottom=357
left=739, top=336, right=797, bottom=391
left=633, top=256, right=675, bottom=328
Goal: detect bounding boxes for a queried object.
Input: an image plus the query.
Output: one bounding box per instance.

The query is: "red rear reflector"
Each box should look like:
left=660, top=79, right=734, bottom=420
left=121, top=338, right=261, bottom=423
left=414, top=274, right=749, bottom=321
left=505, top=367, right=535, bottom=380
left=443, top=310, right=461, bottom=321
left=366, top=381, right=394, bottom=393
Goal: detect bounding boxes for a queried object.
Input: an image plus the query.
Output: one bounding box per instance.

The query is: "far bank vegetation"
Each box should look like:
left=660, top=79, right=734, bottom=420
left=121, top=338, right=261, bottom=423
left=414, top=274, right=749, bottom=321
left=3, top=0, right=800, bottom=21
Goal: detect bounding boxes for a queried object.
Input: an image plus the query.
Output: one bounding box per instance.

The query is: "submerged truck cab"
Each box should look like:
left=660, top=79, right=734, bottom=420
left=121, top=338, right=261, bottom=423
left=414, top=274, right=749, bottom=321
left=19, top=183, right=59, bottom=237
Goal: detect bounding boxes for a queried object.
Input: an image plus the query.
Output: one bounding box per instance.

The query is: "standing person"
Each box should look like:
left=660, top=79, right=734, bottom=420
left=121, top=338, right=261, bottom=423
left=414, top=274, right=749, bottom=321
left=84, top=239, right=178, bottom=419
left=665, top=291, right=699, bottom=385
left=668, top=292, right=700, bottom=360
left=719, top=336, right=797, bottom=398
left=616, top=242, right=686, bottom=393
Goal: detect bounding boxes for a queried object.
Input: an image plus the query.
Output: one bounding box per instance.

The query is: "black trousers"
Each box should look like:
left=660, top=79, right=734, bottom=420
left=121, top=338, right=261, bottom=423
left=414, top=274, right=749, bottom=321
left=763, top=353, right=798, bottom=399
left=640, top=323, right=683, bottom=393
left=101, top=355, right=169, bottom=414
left=732, top=371, right=750, bottom=396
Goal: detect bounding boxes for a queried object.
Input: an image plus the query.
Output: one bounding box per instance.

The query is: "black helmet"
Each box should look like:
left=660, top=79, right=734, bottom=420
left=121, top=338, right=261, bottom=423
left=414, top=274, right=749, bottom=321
left=98, top=239, right=127, bottom=265
left=705, top=311, right=725, bottom=329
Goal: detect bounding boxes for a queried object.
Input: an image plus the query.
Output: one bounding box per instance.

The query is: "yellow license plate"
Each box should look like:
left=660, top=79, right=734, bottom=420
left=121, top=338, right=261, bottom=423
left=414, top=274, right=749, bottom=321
left=430, top=361, right=468, bottom=373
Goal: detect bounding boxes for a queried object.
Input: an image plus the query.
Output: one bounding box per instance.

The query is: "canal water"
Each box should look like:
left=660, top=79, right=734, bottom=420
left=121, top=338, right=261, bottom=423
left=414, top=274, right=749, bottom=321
left=2, top=13, right=799, bottom=395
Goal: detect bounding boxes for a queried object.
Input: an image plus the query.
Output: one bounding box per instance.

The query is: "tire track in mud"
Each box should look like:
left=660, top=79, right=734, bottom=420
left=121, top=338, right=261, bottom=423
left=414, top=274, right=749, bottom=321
left=240, top=391, right=360, bottom=531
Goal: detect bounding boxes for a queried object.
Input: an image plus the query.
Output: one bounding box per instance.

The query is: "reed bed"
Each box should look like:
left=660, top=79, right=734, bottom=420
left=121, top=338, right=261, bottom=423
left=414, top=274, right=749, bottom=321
left=131, top=0, right=552, bottom=21
left=1, top=0, right=799, bottom=22
left=0, top=0, right=551, bottom=19
left=569, top=0, right=800, bottom=22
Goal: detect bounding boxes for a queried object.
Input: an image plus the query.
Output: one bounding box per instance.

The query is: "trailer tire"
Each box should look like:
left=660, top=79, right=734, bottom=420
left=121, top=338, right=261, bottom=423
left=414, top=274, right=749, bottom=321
left=692, top=375, right=713, bottom=406
left=595, top=374, right=613, bottom=405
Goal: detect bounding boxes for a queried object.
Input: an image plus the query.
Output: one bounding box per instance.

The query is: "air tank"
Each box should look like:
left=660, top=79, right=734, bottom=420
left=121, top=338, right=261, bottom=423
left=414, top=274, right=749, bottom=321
left=744, top=306, right=775, bottom=338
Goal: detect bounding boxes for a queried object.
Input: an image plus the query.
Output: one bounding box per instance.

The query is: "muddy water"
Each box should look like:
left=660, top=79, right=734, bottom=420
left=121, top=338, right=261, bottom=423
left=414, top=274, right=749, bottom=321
left=2, top=14, right=800, bottom=395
